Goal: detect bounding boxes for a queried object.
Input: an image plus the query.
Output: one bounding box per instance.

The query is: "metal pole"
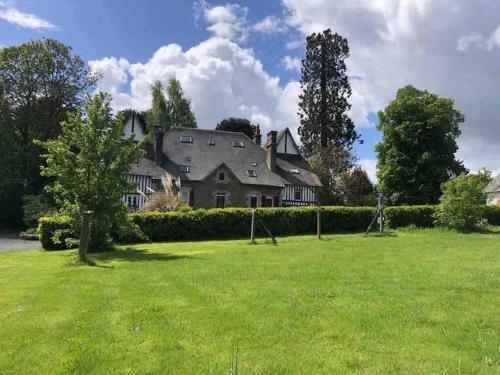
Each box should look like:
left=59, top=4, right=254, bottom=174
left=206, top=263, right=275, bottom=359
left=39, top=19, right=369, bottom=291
left=250, top=209, right=256, bottom=244
left=79, top=211, right=92, bottom=261
left=317, top=206, right=322, bottom=239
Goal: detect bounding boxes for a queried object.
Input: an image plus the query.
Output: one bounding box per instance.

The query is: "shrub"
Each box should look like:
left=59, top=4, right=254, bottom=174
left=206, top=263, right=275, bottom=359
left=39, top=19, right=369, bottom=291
left=385, top=205, right=436, bottom=228
left=141, top=175, right=183, bottom=212
left=38, top=215, right=74, bottom=250
left=484, top=205, right=500, bottom=226
left=21, top=194, right=54, bottom=229
left=435, top=173, right=490, bottom=231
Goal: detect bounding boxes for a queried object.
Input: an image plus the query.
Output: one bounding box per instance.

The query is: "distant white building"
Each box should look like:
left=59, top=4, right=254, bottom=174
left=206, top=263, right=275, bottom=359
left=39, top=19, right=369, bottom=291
left=484, top=174, right=500, bottom=206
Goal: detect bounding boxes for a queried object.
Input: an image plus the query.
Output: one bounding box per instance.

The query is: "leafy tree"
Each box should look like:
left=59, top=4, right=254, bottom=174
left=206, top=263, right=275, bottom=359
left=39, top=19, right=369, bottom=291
left=215, top=117, right=257, bottom=138
left=376, top=86, right=466, bottom=205
left=309, top=146, right=356, bottom=205
left=341, top=167, right=376, bottom=206
left=166, top=78, right=197, bottom=128
left=298, top=29, right=360, bottom=204
left=298, top=29, right=359, bottom=154
left=435, top=171, right=492, bottom=231
left=39, top=93, right=142, bottom=251
left=0, top=38, right=95, bottom=226
left=145, top=81, right=169, bottom=135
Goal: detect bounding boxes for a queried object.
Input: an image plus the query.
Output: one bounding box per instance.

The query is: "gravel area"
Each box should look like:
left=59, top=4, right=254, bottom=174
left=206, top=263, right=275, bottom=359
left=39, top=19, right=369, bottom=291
left=0, top=229, right=42, bottom=253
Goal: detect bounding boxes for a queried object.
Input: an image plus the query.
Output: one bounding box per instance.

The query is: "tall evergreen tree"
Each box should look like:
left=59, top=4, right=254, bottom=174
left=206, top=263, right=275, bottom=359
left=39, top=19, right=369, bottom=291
left=298, top=29, right=359, bottom=154
left=145, top=81, right=169, bottom=134
left=298, top=29, right=360, bottom=204
left=376, top=85, right=466, bottom=205
left=166, top=78, right=197, bottom=128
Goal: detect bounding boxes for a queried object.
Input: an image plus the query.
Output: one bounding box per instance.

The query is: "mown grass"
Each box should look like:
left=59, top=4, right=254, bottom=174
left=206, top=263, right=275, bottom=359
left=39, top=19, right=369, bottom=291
left=0, top=228, right=499, bottom=374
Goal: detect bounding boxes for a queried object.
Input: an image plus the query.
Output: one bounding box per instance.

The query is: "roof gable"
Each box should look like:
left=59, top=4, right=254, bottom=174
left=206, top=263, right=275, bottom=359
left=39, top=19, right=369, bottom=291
left=276, top=128, right=300, bottom=155
left=484, top=174, right=500, bottom=193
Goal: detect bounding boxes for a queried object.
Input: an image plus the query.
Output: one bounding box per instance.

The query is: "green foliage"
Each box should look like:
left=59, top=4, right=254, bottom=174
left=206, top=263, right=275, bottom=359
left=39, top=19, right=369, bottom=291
left=21, top=194, right=54, bottom=228
left=340, top=166, right=376, bottom=206
left=39, top=93, right=143, bottom=251
left=376, top=85, right=466, bottom=205
left=485, top=205, right=500, bottom=225
left=145, top=81, right=169, bottom=135
left=166, top=78, right=197, bottom=128
left=0, top=38, right=95, bottom=226
left=385, top=205, right=436, bottom=229
left=38, top=214, right=73, bottom=250
left=215, top=117, right=257, bottom=138
left=435, top=172, right=492, bottom=231
left=298, top=29, right=359, bottom=153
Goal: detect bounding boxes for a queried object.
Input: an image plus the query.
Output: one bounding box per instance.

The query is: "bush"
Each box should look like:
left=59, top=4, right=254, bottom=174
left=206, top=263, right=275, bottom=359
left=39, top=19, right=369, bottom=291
left=435, top=173, right=490, bottom=231
left=485, top=205, right=500, bottom=225
left=21, top=194, right=54, bottom=228
left=38, top=205, right=445, bottom=249
left=38, top=215, right=74, bottom=250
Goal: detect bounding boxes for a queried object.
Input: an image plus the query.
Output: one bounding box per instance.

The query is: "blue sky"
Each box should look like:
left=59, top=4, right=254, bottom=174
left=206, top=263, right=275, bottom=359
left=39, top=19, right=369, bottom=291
left=2, top=0, right=500, bottom=179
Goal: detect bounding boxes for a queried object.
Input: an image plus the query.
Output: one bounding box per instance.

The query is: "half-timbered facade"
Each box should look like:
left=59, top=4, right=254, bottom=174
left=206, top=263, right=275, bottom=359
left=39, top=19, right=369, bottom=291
left=122, top=112, right=321, bottom=210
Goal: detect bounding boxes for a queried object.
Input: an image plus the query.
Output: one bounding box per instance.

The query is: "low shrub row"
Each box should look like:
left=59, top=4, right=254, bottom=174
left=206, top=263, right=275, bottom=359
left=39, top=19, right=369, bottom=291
left=37, top=204, right=492, bottom=250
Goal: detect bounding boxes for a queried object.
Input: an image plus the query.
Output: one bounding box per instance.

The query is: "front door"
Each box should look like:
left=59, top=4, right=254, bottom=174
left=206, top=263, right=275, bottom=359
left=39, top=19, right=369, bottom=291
left=216, top=195, right=226, bottom=208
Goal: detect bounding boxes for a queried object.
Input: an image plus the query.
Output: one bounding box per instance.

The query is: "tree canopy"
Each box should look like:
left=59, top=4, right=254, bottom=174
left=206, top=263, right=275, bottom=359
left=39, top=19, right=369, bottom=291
left=145, top=81, right=169, bottom=134
left=166, top=78, right=197, bottom=129
left=376, top=85, right=466, bottom=205
left=0, top=38, right=95, bottom=225
left=39, top=93, right=142, bottom=250
left=215, top=117, right=257, bottom=139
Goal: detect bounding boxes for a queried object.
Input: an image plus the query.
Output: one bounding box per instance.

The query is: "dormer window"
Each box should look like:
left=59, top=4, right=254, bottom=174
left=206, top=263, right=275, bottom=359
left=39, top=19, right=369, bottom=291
left=251, top=162, right=257, bottom=166
left=218, top=172, right=225, bottom=181
left=179, top=165, right=190, bottom=173
left=208, top=139, right=215, bottom=146
left=290, top=168, right=300, bottom=174
left=180, top=135, right=193, bottom=143
left=232, top=141, right=245, bottom=148
left=247, top=170, right=257, bottom=177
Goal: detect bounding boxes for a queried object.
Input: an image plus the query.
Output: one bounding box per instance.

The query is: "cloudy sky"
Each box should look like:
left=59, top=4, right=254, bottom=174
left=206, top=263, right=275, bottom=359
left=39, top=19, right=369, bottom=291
left=2, top=0, right=500, bottom=181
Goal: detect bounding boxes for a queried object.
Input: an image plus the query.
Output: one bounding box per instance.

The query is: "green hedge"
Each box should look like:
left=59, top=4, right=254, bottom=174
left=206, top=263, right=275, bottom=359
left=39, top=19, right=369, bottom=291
left=39, top=205, right=500, bottom=250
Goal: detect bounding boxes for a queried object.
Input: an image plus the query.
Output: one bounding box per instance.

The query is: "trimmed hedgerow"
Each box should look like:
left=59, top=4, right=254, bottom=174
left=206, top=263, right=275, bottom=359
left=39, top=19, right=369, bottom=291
left=40, top=204, right=500, bottom=249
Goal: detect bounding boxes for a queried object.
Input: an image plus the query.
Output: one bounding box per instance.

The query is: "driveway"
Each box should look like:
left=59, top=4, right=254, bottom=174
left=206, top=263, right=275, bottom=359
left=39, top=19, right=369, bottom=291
left=0, top=229, right=42, bottom=253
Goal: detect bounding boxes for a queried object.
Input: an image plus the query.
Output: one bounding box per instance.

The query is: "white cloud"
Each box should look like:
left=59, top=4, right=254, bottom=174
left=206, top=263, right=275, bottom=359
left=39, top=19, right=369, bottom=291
left=0, top=4, right=58, bottom=30
left=358, top=159, right=377, bottom=183
left=281, top=55, right=301, bottom=72
left=89, top=37, right=300, bottom=137
left=253, top=16, right=287, bottom=34
left=281, top=0, right=500, bottom=173
left=194, top=1, right=249, bottom=42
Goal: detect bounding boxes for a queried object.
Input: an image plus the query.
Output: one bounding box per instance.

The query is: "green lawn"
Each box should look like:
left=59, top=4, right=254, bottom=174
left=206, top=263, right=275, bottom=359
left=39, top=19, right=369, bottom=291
left=0, top=229, right=499, bottom=374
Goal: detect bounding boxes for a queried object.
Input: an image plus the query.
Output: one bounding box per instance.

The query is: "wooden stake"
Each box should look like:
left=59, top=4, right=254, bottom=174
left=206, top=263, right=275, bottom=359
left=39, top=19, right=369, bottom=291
left=317, top=206, right=322, bottom=239
left=379, top=207, right=384, bottom=234
left=250, top=209, right=256, bottom=244
left=79, top=211, right=92, bottom=261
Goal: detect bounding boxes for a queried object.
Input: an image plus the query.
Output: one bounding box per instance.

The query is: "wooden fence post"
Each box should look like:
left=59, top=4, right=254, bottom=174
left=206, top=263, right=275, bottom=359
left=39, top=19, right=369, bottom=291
left=317, top=206, right=322, bottom=239
left=79, top=211, right=92, bottom=261
left=250, top=209, right=256, bottom=244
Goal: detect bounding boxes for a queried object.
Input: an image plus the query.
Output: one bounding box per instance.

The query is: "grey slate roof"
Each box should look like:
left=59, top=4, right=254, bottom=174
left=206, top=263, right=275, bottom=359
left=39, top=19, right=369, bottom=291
left=484, top=174, right=500, bottom=193
left=158, top=128, right=286, bottom=187
left=129, top=157, right=166, bottom=179
left=276, top=154, right=323, bottom=187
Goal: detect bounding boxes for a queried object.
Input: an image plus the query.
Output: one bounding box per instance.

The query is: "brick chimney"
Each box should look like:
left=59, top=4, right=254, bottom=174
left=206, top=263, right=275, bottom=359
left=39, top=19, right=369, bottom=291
left=254, top=125, right=262, bottom=145
left=265, top=130, right=277, bottom=172
left=154, top=125, right=164, bottom=165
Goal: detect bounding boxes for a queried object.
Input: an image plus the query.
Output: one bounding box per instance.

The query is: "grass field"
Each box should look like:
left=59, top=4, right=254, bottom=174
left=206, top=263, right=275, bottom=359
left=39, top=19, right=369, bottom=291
left=0, top=229, right=499, bottom=374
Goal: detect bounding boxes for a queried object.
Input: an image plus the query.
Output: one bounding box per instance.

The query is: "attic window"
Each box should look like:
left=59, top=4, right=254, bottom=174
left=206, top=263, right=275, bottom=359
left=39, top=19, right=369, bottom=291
left=290, top=168, right=300, bottom=174
left=180, top=135, right=193, bottom=143
left=179, top=165, right=190, bottom=173
left=251, top=162, right=257, bottom=166
left=247, top=170, right=257, bottom=177
left=208, top=139, right=215, bottom=146
left=232, top=141, right=245, bottom=148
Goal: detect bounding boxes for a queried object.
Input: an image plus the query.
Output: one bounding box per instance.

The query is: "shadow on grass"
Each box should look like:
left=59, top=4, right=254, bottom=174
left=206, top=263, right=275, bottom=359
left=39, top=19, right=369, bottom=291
left=363, top=231, right=398, bottom=238
left=92, top=247, right=195, bottom=264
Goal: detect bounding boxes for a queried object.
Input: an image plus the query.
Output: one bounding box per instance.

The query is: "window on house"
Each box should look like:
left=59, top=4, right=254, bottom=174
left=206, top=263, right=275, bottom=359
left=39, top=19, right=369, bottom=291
left=251, top=162, right=257, bottom=166
left=218, top=172, right=225, bottom=181
left=294, top=188, right=302, bottom=201
left=247, top=170, right=257, bottom=177
left=250, top=196, right=258, bottom=208
left=232, top=141, right=245, bottom=148
left=179, top=165, right=190, bottom=173
left=208, top=139, right=215, bottom=145
left=180, top=189, right=190, bottom=204
left=179, top=135, right=193, bottom=143
left=216, top=194, right=226, bottom=208
left=290, top=168, right=300, bottom=174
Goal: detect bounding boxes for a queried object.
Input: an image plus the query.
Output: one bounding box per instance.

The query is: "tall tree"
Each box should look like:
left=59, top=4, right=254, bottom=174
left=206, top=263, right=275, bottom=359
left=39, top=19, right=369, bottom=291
left=166, top=78, right=197, bottom=128
left=376, top=85, right=466, bottom=205
left=39, top=93, right=142, bottom=251
left=145, top=81, right=169, bottom=134
left=0, top=38, right=95, bottom=226
left=298, top=29, right=359, bottom=154
left=215, top=117, right=257, bottom=138
left=340, top=167, right=376, bottom=206
left=298, top=29, right=360, bottom=204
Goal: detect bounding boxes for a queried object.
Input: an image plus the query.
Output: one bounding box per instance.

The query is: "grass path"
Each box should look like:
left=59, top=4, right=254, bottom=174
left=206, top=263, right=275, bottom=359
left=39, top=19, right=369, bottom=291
left=0, top=229, right=499, bottom=374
